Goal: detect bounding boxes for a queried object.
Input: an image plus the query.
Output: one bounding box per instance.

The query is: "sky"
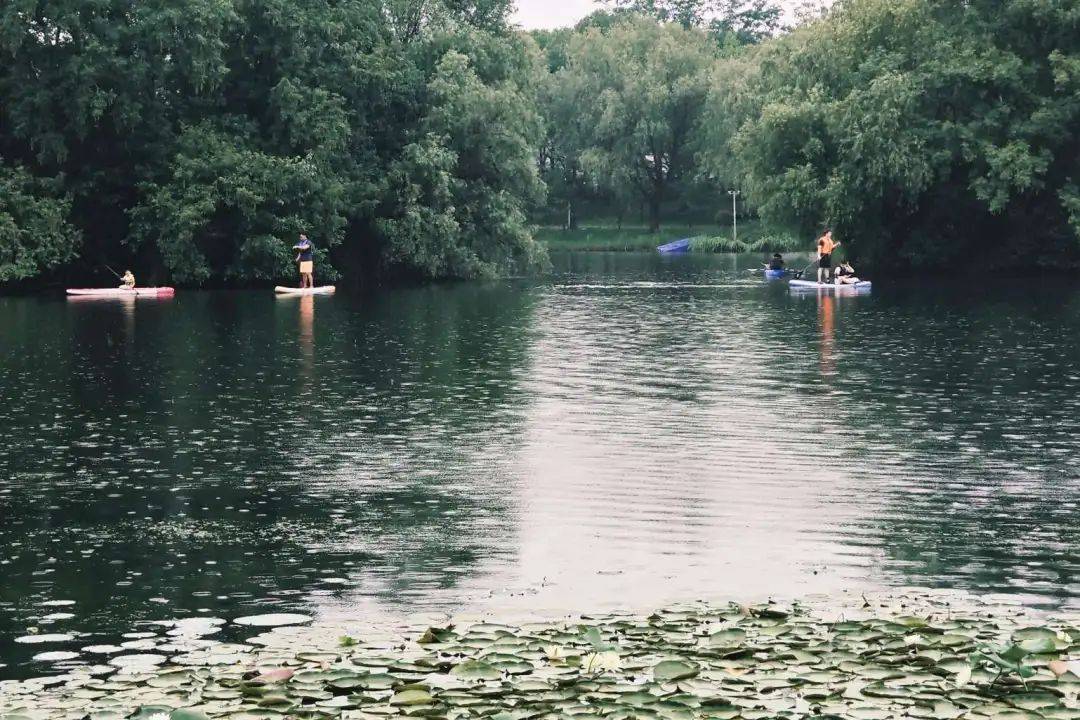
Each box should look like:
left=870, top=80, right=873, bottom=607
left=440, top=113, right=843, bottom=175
left=512, top=0, right=596, bottom=29
left=511, top=0, right=820, bottom=30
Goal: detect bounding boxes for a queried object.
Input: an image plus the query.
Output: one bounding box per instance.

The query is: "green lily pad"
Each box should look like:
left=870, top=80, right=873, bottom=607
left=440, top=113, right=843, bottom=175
left=390, top=689, right=434, bottom=706
left=706, top=629, right=746, bottom=649
left=170, top=711, right=211, bottom=720
left=451, top=660, right=502, bottom=681
left=653, top=660, right=699, bottom=682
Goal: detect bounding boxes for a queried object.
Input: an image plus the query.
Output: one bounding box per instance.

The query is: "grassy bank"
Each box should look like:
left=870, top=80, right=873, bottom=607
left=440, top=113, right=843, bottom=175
left=537, top=220, right=806, bottom=253
left=4, top=590, right=1078, bottom=719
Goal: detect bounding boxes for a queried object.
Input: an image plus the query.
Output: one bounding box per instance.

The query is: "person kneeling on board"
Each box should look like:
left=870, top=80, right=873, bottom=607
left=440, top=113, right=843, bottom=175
left=833, top=262, right=860, bottom=284
left=768, top=253, right=785, bottom=271
left=293, top=234, right=315, bottom=289
left=120, top=270, right=136, bottom=290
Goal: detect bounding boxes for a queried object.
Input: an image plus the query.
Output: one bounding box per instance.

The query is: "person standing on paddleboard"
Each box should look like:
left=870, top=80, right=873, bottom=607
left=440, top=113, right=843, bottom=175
left=293, top=234, right=315, bottom=289
left=817, top=230, right=840, bottom=284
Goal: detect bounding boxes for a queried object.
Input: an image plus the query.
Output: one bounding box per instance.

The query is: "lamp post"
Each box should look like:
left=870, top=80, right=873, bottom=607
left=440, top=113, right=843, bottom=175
left=728, top=190, right=740, bottom=245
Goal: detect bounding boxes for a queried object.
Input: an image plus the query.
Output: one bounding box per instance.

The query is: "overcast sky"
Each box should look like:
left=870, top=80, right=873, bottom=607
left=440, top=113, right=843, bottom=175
left=511, top=1, right=821, bottom=30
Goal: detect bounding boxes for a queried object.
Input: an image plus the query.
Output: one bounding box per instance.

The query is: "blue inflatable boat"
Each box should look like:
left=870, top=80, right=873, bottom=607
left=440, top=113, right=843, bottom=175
left=657, top=238, right=691, bottom=254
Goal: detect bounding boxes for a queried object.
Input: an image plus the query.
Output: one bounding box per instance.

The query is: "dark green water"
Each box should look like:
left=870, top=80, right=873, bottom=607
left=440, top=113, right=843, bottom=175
left=2, top=252, right=1079, bottom=677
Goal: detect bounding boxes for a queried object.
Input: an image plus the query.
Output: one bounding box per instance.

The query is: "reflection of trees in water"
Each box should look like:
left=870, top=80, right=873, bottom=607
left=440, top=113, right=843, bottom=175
left=0, top=285, right=537, bottom=674
left=816, top=285, right=1080, bottom=605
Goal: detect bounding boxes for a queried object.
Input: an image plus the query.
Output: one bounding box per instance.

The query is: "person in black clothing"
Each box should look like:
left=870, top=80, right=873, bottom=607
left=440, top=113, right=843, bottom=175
left=768, top=253, right=785, bottom=271
left=834, top=261, right=860, bottom=284
left=293, top=234, right=315, bottom=288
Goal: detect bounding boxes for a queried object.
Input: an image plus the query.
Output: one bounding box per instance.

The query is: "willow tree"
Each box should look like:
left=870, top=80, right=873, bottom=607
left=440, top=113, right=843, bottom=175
left=559, top=18, right=717, bottom=232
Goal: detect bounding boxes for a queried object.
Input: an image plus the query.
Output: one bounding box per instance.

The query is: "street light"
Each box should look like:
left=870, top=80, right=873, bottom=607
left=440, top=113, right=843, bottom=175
left=728, top=190, right=740, bottom=245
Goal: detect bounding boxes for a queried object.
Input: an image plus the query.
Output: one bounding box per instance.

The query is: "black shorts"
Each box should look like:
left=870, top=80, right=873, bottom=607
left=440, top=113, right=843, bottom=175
left=819, top=254, right=832, bottom=269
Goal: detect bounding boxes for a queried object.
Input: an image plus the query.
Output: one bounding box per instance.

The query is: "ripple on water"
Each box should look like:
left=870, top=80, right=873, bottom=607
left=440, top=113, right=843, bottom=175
left=1, top=260, right=1080, bottom=678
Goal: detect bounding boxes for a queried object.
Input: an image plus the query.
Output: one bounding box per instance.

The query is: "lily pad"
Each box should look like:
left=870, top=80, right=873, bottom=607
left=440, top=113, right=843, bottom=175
left=390, top=689, right=434, bottom=706
left=653, top=660, right=699, bottom=682
left=451, top=660, right=502, bottom=681
left=233, top=613, right=312, bottom=627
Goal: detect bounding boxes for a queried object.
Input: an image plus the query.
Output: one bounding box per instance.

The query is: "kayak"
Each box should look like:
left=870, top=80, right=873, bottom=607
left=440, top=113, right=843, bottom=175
left=67, top=287, right=175, bottom=297
left=763, top=268, right=787, bottom=279
left=274, top=286, right=336, bottom=295
left=789, top=279, right=872, bottom=292
left=657, top=238, right=691, bottom=254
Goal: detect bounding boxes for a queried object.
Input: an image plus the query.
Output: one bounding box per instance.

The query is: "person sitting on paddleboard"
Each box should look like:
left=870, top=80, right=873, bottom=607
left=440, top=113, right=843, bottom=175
left=120, top=270, right=136, bottom=290
left=768, top=253, right=785, bottom=271
left=834, top=261, right=860, bottom=285
left=816, top=230, right=840, bottom=284
left=293, top=234, right=314, bottom=289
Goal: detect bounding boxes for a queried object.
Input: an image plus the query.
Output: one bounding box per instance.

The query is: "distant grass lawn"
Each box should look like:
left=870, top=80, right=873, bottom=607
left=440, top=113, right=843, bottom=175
left=536, top=219, right=804, bottom=253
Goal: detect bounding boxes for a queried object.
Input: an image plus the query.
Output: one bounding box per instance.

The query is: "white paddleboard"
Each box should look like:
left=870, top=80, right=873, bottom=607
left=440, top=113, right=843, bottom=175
left=789, top=280, right=871, bottom=292
left=67, top=287, right=175, bottom=298
left=274, top=286, right=336, bottom=296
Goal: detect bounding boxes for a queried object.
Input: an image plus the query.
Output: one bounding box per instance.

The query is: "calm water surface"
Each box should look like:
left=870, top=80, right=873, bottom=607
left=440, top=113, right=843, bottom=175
left=2, top=252, right=1079, bottom=676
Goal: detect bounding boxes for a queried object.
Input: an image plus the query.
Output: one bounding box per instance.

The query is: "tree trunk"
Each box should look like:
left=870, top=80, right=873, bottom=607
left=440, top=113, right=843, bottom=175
left=648, top=194, right=662, bottom=234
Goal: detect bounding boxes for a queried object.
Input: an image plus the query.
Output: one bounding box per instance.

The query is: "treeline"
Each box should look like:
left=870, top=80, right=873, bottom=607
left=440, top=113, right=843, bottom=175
left=3, top=0, right=1080, bottom=287
left=0, top=0, right=544, bottom=286
left=536, top=0, right=1080, bottom=270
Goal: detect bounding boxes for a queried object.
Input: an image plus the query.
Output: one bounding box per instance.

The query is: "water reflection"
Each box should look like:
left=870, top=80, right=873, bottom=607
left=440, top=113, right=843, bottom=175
left=818, top=293, right=836, bottom=376
left=2, top=258, right=1080, bottom=678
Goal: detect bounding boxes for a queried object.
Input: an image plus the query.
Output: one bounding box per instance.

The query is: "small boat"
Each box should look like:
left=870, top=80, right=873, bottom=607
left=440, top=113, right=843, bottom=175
left=789, top=279, right=872, bottom=292
left=274, top=285, right=336, bottom=296
left=763, top=268, right=787, bottom=279
left=66, top=287, right=175, bottom=298
left=657, top=238, right=691, bottom=254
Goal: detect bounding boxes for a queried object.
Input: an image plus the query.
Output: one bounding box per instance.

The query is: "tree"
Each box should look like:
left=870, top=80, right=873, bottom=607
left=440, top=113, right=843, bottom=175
left=706, top=0, right=1080, bottom=269
left=0, top=161, right=80, bottom=282
left=560, top=18, right=717, bottom=232
left=0, top=0, right=549, bottom=286
left=602, top=0, right=783, bottom=41
left=378, top=46, right=547, bottom=278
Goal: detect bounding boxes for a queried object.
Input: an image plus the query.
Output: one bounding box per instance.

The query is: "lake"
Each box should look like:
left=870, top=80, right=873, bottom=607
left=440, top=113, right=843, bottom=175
left=1, top=252, right=1078, bottom=677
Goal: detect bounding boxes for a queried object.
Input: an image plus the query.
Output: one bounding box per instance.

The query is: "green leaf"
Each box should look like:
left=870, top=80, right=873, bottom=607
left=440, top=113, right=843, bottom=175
left=450, top=660, right=502, bottom=681
left=653, top=660, right=699, bottom=682
left=390, top=689, right=434, bottom=706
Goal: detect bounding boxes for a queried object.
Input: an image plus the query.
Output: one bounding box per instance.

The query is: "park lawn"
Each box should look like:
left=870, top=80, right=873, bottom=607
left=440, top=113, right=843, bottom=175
left=535, top=224, right=707, bottom=251
left=536, top=219, right=804, bottom=252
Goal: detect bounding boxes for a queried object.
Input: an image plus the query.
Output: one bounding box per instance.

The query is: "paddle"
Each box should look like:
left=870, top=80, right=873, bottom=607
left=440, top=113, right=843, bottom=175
left=103, top=264, right=123, bottom=280
left=791, top=259, right=818, bottom=281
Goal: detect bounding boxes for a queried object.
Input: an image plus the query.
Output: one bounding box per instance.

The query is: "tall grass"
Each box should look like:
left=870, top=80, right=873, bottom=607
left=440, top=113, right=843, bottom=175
left=690, top=231, right=804, bottom=253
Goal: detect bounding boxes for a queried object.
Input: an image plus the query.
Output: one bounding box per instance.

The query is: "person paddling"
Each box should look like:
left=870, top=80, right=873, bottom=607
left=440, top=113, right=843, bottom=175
left=293, top=234, right=315, bottom=289
left=816, top=230, right=840, bottom=284
left=768, top=253, right=785, bottom=271
left=120, top=270, right=136, bottom=290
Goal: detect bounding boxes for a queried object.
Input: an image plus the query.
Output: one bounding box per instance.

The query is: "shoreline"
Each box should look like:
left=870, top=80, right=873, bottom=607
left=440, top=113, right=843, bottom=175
left=3, top=589, right=1078, bottom=720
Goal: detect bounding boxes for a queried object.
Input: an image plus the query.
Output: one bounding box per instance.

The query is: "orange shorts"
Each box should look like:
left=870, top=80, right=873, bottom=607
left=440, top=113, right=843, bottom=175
left=299, top=261, right=313, bottom=274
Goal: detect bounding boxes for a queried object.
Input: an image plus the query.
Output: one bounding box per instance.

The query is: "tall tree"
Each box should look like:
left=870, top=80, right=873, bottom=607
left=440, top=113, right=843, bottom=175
left=0, top=0, right=549, bottom=286
left=560, top=18, right=717, bottom=232
left=705, top=0, right=1080, bottom=269
left=0, top=161, right=80, bottom=282
left=602, top=0, right=782, bottom=41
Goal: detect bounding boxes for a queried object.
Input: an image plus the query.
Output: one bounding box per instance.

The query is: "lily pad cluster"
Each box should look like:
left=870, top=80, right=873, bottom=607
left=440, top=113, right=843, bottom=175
left=2, top=591, right=1079, bottom=720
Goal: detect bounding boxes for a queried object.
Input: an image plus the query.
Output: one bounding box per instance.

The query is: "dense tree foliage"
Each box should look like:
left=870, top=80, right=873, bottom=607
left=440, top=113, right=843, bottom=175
left=0, top=161, right=79, bottom=282
left=603, top=0, right=783, bottom=42
left=4, top=0, right=1080, bottom=285
left=0, top=0, right=545, bottom=286
left=535, top=16, right=724, bottom=232
left=701, top=0, right=1080, bottom=269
